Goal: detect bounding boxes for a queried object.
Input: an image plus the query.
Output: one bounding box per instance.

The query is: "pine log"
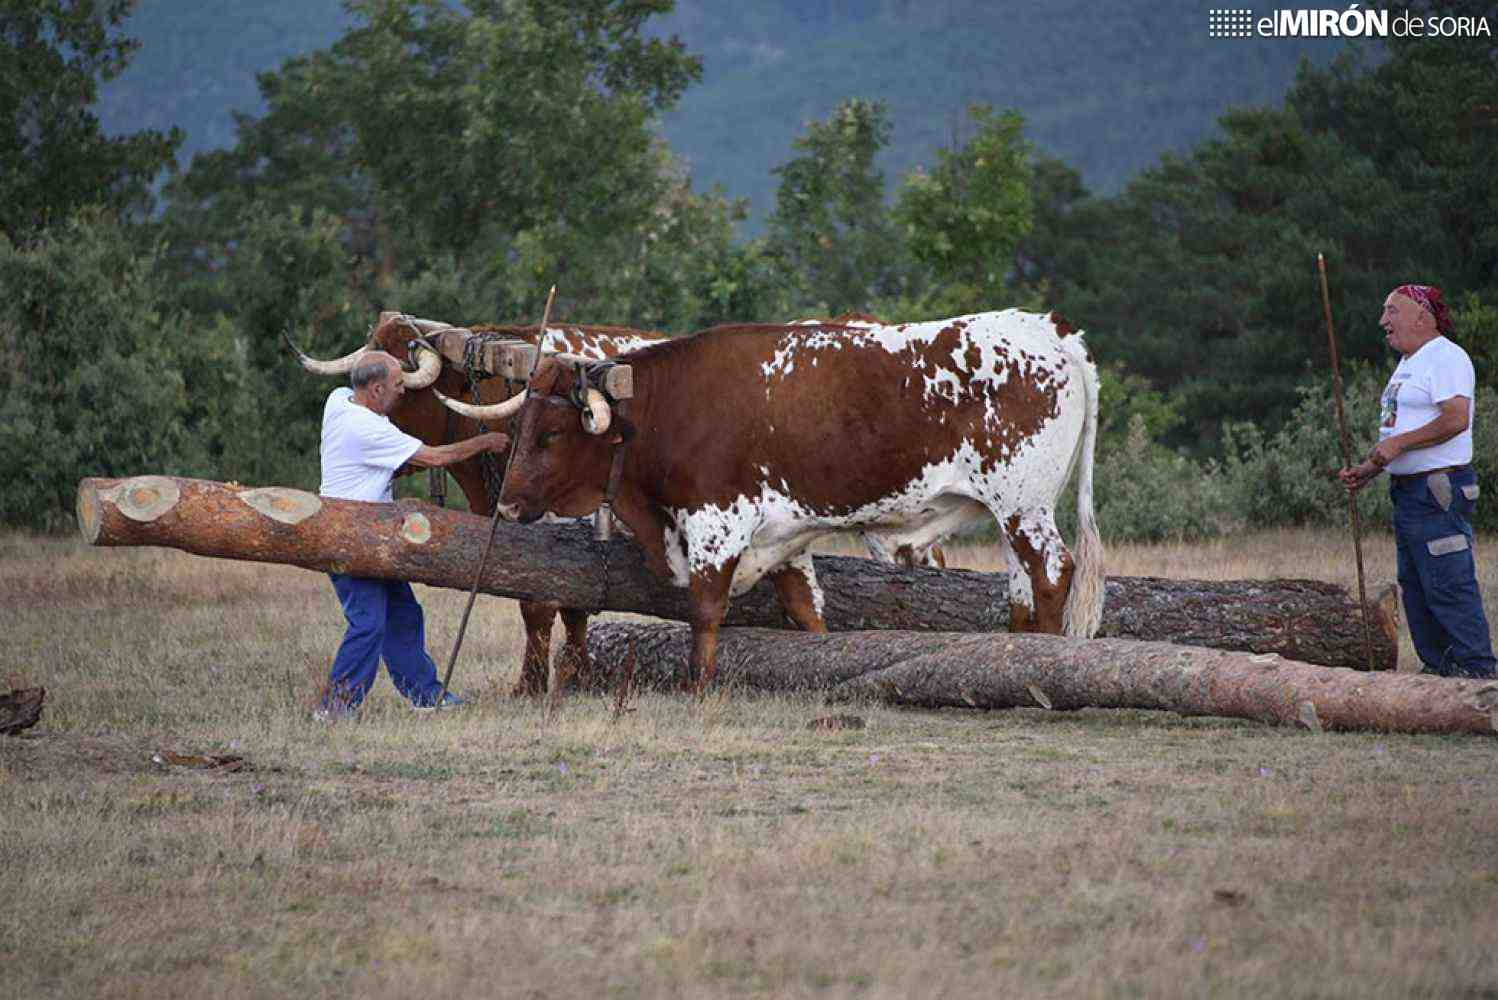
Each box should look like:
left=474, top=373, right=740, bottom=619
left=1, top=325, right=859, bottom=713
left=78, top=475, right=1397, bottom=669
left=582, top=622, right=1498, bottom=737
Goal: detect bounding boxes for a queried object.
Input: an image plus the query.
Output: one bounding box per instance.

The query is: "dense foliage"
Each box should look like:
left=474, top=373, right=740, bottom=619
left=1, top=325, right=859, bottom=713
left=0, top=0, right=180, bottom=242
left=5, top=0, right=1498, bottom=544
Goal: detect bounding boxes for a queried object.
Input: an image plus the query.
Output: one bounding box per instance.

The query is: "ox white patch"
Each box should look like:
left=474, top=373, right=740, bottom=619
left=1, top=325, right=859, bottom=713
left=543, top=327, right=660, bottom=358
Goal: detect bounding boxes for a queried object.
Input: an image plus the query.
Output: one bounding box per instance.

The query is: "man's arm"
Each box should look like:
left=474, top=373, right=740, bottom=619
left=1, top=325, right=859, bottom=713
left=403, top=432, right=509, bottom=469
left=1339, top=396, right=1470, bottom=492
left=1369, top=395, right=1469, bottom=467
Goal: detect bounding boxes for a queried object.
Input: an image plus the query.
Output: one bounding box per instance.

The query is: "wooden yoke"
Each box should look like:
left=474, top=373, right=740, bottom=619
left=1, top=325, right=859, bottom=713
left=498, top=343, right=634, bottom=400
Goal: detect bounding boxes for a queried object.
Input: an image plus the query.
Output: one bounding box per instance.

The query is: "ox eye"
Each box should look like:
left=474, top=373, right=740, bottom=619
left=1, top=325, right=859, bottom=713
left=536, top=431, right=555, bottom=450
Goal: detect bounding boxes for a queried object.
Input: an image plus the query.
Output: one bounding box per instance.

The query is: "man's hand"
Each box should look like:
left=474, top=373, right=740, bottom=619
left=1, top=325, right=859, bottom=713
left=1339, top=460, right=1381, bottom=493
left=1368, top=436, right=1403, bottom=469
left=478, top=431, right=509, bottom=454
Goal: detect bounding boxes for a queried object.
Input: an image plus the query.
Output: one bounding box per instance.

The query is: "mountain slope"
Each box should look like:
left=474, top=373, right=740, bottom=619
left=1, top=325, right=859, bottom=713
left=97, top=0, right=1348, bottom=228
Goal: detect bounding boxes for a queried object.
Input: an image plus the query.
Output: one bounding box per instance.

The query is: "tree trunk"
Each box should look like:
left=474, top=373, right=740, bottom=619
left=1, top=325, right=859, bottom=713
left=583, top=623, right=1498, bottom=737
left=78, top=475, right=1397, bottom=670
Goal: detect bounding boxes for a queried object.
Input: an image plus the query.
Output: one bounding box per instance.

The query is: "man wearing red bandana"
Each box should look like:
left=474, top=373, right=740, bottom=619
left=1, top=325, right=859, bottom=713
left=1340, top=285, right=1496, bottom=678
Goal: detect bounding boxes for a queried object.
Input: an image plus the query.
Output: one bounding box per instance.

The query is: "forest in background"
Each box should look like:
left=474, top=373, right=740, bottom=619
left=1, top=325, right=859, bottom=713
left=2, top=0, right=1496, bottom=541
left=92, top=0, right=1347, bottom=227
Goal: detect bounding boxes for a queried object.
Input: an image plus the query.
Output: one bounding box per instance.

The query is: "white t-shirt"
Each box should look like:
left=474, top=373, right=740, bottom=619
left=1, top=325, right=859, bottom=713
left=319, top=388, right=423, bottom=501
left=1378, top=336, right=1475, bottom=475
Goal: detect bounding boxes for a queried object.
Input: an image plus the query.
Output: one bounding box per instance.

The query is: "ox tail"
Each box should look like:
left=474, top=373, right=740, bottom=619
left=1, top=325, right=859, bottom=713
left=1060, top=336, right=1105, bottom=638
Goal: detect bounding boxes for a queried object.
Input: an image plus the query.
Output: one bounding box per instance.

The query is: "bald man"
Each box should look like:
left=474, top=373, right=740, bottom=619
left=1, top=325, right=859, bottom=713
left=1340, top=285, right=1496, bottom=679
left=316, top=351, right=509, bottom=719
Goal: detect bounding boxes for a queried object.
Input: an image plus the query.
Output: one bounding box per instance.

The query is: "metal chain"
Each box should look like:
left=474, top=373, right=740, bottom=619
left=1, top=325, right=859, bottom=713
left=460, top=331, right=511, bottom=511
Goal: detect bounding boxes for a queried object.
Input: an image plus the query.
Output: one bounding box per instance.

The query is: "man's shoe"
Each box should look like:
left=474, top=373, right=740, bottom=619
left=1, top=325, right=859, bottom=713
left=312, top=706, right=352, bottom=722
left=413, top=691, right=467, bottom=712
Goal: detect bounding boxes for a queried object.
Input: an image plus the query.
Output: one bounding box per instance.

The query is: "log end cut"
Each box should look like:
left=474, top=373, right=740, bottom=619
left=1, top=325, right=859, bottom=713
left=77, top=475, right=182, bottom=545
left=76, top=478, right=104, bottom=544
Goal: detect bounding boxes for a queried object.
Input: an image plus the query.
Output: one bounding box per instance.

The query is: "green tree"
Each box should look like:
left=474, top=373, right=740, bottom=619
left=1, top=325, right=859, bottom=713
left=162, top=0, right=701, bottom=323
left=1029, top=5, right=1498, bottom=451
left=0, top=0, right=180, bottom=242
left=212, top=206, right=369, bottom=490
left=1290, top=0, right=1498, bottom=301
left=894, top=104, right=1033, bottom=313
left=765, top=98, right=905, bottom=315
left=0, top=212, right=238, bottom=528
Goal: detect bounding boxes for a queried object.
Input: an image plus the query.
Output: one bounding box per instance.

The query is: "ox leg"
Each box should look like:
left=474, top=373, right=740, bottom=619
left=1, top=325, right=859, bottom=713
left=999, top=511, right=1075, bottom=634
left=514, top=600, right=557, bottom=697
left=768, top=552, right=828, bottom=633
left=686, top=561, right=738, bottom=697
left=557, top=608, right=592, bottom=690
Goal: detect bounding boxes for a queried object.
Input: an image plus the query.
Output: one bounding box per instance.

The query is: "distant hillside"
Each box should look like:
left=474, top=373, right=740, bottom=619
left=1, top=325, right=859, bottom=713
left=98, top=0, right=1350, bottom=230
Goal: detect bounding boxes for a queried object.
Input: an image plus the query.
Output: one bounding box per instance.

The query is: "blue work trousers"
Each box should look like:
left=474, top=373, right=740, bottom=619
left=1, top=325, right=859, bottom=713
left=324, top=574, right=444, bottom=710
left=1391, top=467, right=1498, bottom=679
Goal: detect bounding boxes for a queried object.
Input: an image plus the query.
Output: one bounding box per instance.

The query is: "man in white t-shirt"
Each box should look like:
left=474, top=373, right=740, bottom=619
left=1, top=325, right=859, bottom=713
left=316, top=351, right=509, bottom=718
left=1340, top=284, right=1496, bottom=679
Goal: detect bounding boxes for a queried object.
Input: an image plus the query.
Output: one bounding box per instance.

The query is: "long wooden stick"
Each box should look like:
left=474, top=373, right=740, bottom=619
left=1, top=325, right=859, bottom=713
left=1319, top=253, right=1377, bottom=671
left=437, top=285, right=555, bottom=703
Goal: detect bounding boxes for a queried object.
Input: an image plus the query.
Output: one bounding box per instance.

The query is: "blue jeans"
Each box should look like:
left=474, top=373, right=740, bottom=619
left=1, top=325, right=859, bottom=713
left=324, top=575, right=445, bottom=710
left=1390, top=467, right=1497, bottom=678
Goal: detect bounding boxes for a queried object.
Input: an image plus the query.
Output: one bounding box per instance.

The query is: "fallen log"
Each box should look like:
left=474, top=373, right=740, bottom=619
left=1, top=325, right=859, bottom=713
left=78, top=475, right=1397, bottom=669
left=583, top=623, right=1498, bottom=737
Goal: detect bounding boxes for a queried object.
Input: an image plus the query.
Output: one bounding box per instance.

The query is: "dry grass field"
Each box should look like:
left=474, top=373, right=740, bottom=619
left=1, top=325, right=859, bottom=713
left=4, top=527, right=1498, bottom=998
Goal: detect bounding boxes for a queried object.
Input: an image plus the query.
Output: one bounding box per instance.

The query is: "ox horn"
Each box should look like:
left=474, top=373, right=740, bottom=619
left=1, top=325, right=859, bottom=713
left=431, top=386, right=529, bottom=422
left=580, top=388, right=612, bottom=435
left=401, top=340, right=442, bottom=390
left=282, top=327, right=369, bottom=376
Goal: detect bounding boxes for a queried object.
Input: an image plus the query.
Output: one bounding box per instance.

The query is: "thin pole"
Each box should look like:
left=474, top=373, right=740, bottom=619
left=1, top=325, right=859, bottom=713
left=1318, top=253, right=1377, bottom=671
left=436, top=285, right=556, bottom=703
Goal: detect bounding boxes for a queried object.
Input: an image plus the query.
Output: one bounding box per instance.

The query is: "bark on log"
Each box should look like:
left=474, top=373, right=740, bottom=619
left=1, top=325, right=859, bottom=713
left=583, top=623, right=1498, bottom=737
left=78, top=475, right=1397, bottom=670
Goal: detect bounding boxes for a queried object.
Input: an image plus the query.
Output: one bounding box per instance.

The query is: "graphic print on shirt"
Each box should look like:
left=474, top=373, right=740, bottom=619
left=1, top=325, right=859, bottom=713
left=1380, top=373, right=1409, bottom=429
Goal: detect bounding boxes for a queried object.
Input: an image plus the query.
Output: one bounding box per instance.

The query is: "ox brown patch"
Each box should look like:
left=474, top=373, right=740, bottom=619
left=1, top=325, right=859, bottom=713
left=1049, top=311, right=1076, bottom=338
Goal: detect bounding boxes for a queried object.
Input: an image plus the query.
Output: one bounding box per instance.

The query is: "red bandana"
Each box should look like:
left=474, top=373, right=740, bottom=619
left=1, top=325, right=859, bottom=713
left=1394, top=283, right=1454, bottom=336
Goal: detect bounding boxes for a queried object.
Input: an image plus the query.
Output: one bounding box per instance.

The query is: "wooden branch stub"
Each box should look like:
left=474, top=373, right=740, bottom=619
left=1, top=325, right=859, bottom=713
left=116, top=476, right=180, bottom=522
left=239, top=488, right=322, bottom=525
left=400, top=512, right=433, bottom=545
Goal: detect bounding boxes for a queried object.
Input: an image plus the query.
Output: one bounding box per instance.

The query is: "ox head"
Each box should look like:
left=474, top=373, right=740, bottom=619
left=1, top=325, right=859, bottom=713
left=283, top=313, right=540, bottom=448
left=492, top=354, right=633, bottom=523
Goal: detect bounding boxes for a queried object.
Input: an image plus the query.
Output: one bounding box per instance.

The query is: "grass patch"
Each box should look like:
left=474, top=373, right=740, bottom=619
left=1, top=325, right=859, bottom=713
left=3, top=529, right=1498, bottom=996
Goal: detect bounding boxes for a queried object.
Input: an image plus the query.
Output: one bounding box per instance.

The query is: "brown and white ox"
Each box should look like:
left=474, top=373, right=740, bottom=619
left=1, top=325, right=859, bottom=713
left=484, top=309, right=1105, bottom=693
left=285, top=312, right=666, bottom=695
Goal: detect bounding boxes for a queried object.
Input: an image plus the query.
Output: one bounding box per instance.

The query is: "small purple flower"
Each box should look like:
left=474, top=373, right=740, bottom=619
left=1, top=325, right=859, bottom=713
left=1256, top=767, right=1272, bottom=778
left=868, top=753, right=880, bottom=766
left=556, top=762, right=569, bottom=775
left=1190, top=936, right=1207, bottom=953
